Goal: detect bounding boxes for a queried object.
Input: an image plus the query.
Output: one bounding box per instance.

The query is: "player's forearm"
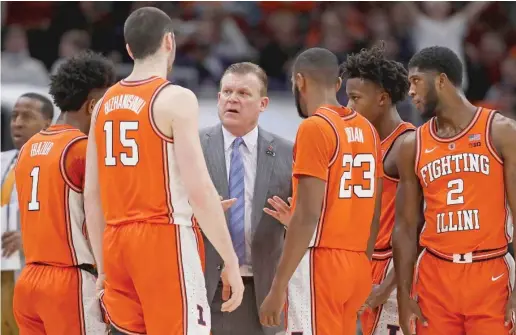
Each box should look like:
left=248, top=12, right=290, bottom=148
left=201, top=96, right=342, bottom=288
left=84, top=189, right=106, bottom=273
left=271, top=211, right=318, bottom=292
left=382, top=268, right=397, bottom=293
left=366, top=219, right=380, bottom=260
left=191, top=187, right=239, bottom=268
left=392, top=224, right=417, bottom=297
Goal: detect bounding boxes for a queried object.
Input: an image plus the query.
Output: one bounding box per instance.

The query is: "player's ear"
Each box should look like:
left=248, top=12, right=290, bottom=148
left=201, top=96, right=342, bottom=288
left=126, top=44, right=134, bottom=60
left=295, top=73, right=305, bottom=92
left=164, top=32, right=173, bottom=52
left=335, top=77, right=343, bottom=92
left=438, top=73, right=447, bottom=90
left=379, top=91, right=389, bottom=107
left=87, top=98, right=97, bottom=116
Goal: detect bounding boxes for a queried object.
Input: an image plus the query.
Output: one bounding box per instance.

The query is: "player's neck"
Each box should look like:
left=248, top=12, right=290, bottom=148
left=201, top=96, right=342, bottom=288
left=128, top=55, right=168, bottom=81
left=56, top=113, right=87, bottom=134
left=435, top=94, right=477, bottom=130
left=307, top=91, right=340, bottom=116
left=375, top=107, right=403, bottom=140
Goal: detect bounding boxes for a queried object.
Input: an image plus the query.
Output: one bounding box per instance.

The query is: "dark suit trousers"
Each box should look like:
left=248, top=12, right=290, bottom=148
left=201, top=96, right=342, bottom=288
left=211, top=277, right=264, bottom=335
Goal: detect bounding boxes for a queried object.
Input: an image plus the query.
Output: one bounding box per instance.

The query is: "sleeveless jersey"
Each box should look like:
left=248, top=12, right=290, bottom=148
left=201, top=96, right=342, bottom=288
left=95, top=76, right=194, bottom=226
left=291, top=105, right=383, bottom=251
left=416, top=107, right=510, bottom=253
left=374, top=122, right=416, bottom=250
left=15, top=124, right=94, bottom=267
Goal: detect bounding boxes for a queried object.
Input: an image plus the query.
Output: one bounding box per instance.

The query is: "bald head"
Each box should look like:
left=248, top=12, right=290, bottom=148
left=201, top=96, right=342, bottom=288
left=292, top=48, right=339, bottom=86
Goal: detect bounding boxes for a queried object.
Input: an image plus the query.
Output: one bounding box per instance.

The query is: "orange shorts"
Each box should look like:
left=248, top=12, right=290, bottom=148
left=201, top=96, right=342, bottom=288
left=101, top=223, right=208, bottom=335
left=13, top=263, right=106, bottom=335
left=414, top=249, right=515, bottom=335
left=361, top=255, right=401, bottom=335
left=286, top=248, right=371, bottom=335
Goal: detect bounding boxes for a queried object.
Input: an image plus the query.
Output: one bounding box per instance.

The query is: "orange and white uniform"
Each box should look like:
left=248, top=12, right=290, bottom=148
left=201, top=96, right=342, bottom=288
left=414, top=107, right=514, bottom=334
left=361, top=122, right=415, bottom=335
left=14, top=124, right=106, bottom=335
left=286, top=105, right=383, bottom=335
left=94, top=76, right=208, bottom=335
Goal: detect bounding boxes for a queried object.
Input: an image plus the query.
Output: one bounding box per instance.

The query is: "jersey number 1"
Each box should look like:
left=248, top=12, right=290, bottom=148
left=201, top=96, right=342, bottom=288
left=339, top=153, right=376, bottom=198
left=28, top=166, right=40, bottom=211
left=104, top=121, right=139, bottom=166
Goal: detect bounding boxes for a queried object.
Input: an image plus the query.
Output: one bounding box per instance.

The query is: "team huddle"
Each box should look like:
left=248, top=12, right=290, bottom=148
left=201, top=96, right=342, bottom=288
left=10, top=6, right=516, bottom=335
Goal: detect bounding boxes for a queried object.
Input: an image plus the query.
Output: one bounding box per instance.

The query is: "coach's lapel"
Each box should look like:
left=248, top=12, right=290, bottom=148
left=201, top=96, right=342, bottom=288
left=205, top=125, right=229, bottom=199
left=252, top=128, right=276, bottom=234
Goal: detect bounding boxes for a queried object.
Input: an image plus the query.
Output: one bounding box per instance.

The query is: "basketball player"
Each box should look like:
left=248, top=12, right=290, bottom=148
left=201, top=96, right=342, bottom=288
left=83, top=7, right=244, bottom=335
left=341, top=45, right=415, bottom=335
left=13, top=51, right=115, bottom=334
left=393, top=45, right=516, bottom=335
left=259, top=47, right=383, bottom=335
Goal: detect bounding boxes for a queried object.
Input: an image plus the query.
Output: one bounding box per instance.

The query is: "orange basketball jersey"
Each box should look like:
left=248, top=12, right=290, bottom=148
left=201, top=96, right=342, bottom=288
left=15, top=124, right=94, bottom=267
left=374, top=122, right=416, bottom=250
left=95, top=76, right=195, bottom=227
left=416, top=107, right=510, bottom=254
left=291, top=105, right=383, bottom=251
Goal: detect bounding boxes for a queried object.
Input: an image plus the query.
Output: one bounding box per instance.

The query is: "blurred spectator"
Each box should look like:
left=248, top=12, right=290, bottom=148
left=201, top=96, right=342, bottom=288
left=50, top=29, right=91, bottom=75
left=1, top=25, right=49, bottom=86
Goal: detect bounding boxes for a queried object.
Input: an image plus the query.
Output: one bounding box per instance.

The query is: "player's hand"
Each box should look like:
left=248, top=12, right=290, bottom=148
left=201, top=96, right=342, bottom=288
left=220, top=267, right=231, bottom=301
left=2, top=231, right=22, bottom=257
left=259, top=287, right=286, bottom=327
left=96, top=272, right=106, bottom=293
left=220, top=261, right=244, bottom=312
left=505, top=289, right=516, bottom=333
left=263, top=196, right=292, bottom=227
left=220, top=196, right=237, bottom=212
left=359, top=282, right=394, bottom=314
left=397, top=292, right=427, bottom=335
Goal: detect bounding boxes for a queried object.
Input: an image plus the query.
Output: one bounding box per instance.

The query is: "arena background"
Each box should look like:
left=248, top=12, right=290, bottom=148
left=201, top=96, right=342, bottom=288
left=1, top=1, right=516, bottom=334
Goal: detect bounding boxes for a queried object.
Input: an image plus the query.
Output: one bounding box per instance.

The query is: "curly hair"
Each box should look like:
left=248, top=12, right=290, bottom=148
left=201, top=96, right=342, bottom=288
left=408, top=46, right=463, bottom=87
left=340, top=44, right=409, bottom=104
left=49, top=50, right=116, bottom=112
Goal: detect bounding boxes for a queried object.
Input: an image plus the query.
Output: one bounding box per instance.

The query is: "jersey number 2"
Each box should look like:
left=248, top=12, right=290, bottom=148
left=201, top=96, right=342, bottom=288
left=104, top=121, right=139, bottom=166
left=339, top=153, right=376, bottom=198
left=28, top=166, right=40, bottom=211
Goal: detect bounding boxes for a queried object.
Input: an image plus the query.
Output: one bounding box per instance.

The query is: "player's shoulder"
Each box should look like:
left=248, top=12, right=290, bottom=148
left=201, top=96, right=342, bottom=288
left=154, top=84, right=198, bottom=115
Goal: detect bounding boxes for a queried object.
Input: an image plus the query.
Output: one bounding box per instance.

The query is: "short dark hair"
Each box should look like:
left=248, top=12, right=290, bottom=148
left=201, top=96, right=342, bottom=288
left=340, top=43, right=409, bottom=104
left=49, top=50, right=116, bottom=112
left=292, top=48, right=339, bottom=86
left=222, top=62, right=268, bottom=96
left=124, top=7, right=174, bottom=60
left=408, top=46, right=463, bottom=87
left=19, top=93, right=54, bottom=120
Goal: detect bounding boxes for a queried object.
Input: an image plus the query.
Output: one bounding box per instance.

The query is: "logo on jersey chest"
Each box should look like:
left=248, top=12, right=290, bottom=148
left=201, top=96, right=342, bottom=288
left=419, top=153, right=490, bottom=187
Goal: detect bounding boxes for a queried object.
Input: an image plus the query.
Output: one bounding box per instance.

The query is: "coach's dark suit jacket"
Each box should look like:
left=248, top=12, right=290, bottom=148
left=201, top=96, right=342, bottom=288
left=200, top=124, right=293, bottom=335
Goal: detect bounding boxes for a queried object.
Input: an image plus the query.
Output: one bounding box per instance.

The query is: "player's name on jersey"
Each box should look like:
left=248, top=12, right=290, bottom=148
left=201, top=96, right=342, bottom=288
left=103, top=94, right=146, bottom=115
left=437, top=209, right=480, bottom=233
left=345, top=126, right=364, bottom=143
left=420, top=153, right=490, bottom=186
left=30, top=141, right=54, bottom=157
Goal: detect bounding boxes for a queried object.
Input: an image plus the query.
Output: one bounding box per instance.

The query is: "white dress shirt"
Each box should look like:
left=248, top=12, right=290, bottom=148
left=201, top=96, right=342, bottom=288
left=222, top=126, right=258, bottom=277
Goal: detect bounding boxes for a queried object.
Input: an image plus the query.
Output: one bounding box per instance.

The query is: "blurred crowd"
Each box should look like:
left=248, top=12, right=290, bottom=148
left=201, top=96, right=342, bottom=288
left=2, top=1, right=516, bottom=118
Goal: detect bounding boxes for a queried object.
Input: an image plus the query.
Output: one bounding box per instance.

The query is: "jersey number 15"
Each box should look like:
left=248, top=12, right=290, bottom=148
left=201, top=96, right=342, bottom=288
left=339, top=153, right=376, bottom=198
left=103, top=121, right=139, bottom=166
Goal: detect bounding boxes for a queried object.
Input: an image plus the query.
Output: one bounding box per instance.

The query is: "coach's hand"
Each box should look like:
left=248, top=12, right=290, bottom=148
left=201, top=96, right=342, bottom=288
left=2, top=231, right=22, bottom=257
left=398, top=293, right=427, bottom=335
left=263, top=196, right=292, bottom=228
left=505, top=289, right=516, bottom=333
left=259, top=287, right=285, bottom=327
left=220, top=262, right=244, bottom=312
left=221, top=197, right=237, bottom=212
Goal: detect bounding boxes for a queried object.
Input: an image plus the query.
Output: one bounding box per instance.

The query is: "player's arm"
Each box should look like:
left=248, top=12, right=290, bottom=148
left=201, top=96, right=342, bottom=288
left=366, top=132, right=384, bottom=260
left=269, top=119, right=332, bottom=295
left=490, top=114, right=516, bottom=304
left=154, top=85, right=241, bottom=285
left=84, top=101, right=106, bottom=275
left=392, top=131, right=422, bottom=298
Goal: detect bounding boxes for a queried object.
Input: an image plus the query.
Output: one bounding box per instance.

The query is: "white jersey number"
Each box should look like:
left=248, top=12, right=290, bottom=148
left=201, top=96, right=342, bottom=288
left=339, top=153, right=376, bottom=198
left=446, top=178, right=464, bottom=205
left=104, top=121, right=139, bottom=166
left=28, top=166, right=40, bottom=211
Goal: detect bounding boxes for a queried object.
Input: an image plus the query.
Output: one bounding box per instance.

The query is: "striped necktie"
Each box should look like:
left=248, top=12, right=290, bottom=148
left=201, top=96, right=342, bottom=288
left=228, top=137, right=245, bottom=265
